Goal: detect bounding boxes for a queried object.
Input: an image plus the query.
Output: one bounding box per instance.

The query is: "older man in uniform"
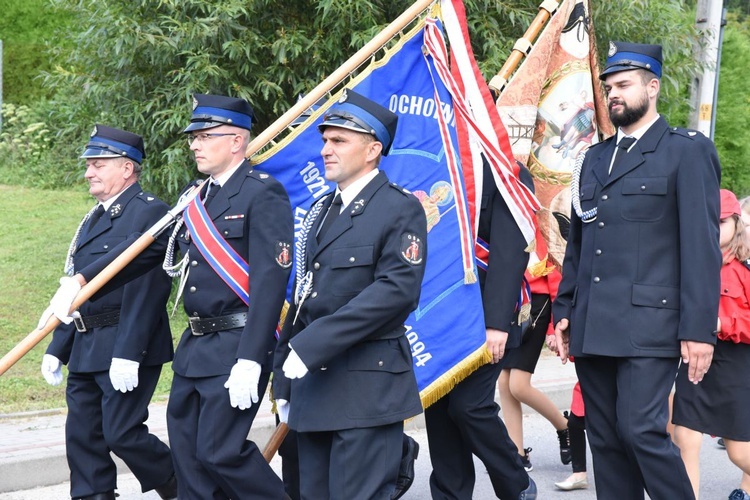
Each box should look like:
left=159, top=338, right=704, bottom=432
left=273, top=89, right=427, bottom=499
left=161, top=93, right=292, bottom=499
left=39, top=125, right=177, bottom=500
left=553, top=42, right=721, bottom=499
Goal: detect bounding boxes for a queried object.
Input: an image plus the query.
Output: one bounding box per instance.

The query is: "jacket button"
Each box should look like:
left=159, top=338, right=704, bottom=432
left=595, top=249, right=602, bottom=255
left=191, top=260, right=198, bottom=267
left=593, top=277, right=600, bottom=283
left=641, top=185, right=646, bottom=191
left=598, top=222, right=605, bottom=228
left=193, top=312, right=199, bottom=316
left=321, top=365, right=327, bottom=371
left=141, top=351, right=148, bottom=356
left=601, top=195, right=608, bottom=201
left=189, top=286, right=197, bottom=293
left=313, top=262, right=320, bottom=270
left=103, top=245, right=109, bottom=249
left=724, top=289, right=729, bottom=293
left=311, top=292, right=318, bottom=298
left=349, top=257, right=356, bottom=263
left=378, top=361, right=384, bottom=367
left=224, top=230, right=229, bottom=235
left=662, top=299, right=667, bottom=304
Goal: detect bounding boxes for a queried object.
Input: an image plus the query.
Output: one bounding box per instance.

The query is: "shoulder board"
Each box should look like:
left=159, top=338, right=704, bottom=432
left=389, top=182, right=412, bottom=196
left=742, top=259, right=750, bottom=273
left=135, top=191, right=160, bottom=203
left=669, top=127, right=702, bottom=139
left=588, top=139, right=610, bottom=150
left=247, top=169, right=273, bottom=183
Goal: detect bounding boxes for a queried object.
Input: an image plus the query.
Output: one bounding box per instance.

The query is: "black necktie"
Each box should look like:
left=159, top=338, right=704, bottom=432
left=81, top=204, right=105, bottom=240
left=203, top=182, right=221, bottom=207
left=317, top=194, right=343, bottom=242
left=610, top=136, right=636, bottom=176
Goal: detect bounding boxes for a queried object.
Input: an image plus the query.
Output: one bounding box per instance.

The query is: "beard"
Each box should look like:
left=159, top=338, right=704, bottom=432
left=608, top=91, right=649, bottom=129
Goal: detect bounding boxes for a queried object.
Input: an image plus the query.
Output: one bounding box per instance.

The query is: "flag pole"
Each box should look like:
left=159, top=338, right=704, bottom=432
left=488, top=0, right=560, bottom=95
left=245, top=0, right=435, bottom=157
left=0, top=0, right=436, bottom=377
left=0, top=186, right=204, bottom=377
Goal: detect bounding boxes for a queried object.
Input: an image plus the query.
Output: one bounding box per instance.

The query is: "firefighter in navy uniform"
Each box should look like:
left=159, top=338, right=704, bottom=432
left=552, top=42, right=722, bottom=499
left=163, top=94, right=292, bottom=499
left=273, top=90, right=427, bottom=500
left=39, top=125, right=177, bottom=500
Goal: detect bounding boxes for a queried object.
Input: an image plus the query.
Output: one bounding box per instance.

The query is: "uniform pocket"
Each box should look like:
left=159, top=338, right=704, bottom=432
left=621, top=177, right=668, bottom=222
left=89, top=236, right=127, bottom=255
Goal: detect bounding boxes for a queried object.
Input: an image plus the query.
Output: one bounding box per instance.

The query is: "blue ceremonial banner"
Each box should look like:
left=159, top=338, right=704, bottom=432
left=254, top=19, right=487, bottom=405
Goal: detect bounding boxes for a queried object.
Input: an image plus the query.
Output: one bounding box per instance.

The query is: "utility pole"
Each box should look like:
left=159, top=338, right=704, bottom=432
left=690, top=0, right=726, bottom=140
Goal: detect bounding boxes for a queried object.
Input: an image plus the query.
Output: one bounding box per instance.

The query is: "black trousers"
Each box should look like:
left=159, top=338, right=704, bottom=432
left=65, top=366, right=173, bottom=498
left=425, top=359, right=529, bottom=500
left=297, top=422, right=403, bottom=500
left=576, top=356, right=695, bottom=500
left=567, top=412, right=587, bottom=473
left=167, top=372, right=286, bottom=499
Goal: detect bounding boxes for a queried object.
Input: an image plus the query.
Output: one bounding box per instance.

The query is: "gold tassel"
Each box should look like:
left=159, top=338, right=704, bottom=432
left=524, top=237, right=536, bottom=254
left=418, top=345, right=490, bottom=409
left=518, top=302, right=531, bottom=324
left=464, top=268, right=477, bottom=284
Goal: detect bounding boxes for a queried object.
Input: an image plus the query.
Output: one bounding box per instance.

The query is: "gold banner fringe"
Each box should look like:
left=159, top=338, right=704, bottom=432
left=418, top=344, right=490, bottom=409
left=464, top=268, right=477, bottom=285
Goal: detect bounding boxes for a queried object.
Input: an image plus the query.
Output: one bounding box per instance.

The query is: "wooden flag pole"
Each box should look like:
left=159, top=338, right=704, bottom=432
left=245, top=0, right=435, bottom=157
left=0, top=186, right=204, bottom=377
left=489, top=0, right=560, bottom=94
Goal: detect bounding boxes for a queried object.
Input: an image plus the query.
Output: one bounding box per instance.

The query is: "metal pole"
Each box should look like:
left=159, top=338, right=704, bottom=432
left=690, top=0, right=724, bottom=139
left=710, top=8, right=727, bottom=140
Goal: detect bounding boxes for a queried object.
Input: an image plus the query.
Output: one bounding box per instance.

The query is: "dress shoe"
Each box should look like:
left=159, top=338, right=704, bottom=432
left=518, top=477, right=537, bottom=500
left=555, top=477, right=589, bottom=491
left=154, top=475, right=178, bottom=499
left=391, top=435, right=419, bottom=500
left=73, top=492, right=116, bottom=500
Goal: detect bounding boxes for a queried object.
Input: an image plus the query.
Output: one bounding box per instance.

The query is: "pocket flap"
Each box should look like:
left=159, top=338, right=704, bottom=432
left=347, top=340, right=411, bottom=373
left=332, top=245, right=374, bottom=269
left=580, top=183, right=597, bottom=201
left=622, top=177, right=668, bottom=196
left=632, top=283, right=680, bottom=310
left=89, top=236, right=126, bottom=255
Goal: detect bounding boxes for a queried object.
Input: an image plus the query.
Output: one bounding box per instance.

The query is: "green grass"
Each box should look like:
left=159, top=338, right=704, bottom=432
left=0, top=185, right=185, bottom=413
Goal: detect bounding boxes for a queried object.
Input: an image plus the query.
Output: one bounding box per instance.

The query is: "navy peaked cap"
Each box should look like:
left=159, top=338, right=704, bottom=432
left=319, top=89, right=398, bottom=155
left=600, top=41, right=663, bottom=79
left=184, top=93, right=255, bottom=133
left=81, top=124, right=145, bottom=164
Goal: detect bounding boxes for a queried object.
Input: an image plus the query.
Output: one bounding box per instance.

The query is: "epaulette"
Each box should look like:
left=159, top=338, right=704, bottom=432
left=587, top=138, right=610, bottom=150
left=389, top=182, right=412, bottom=196
left=135, top=191, right=159, bottom=203
left=669, top=127, right=702, bottom=139
left=247, top=169, right=273, bottom=183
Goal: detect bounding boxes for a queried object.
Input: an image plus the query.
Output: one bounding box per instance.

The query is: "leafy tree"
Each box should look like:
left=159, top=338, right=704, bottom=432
left=10, top=0, right=718, bottom=199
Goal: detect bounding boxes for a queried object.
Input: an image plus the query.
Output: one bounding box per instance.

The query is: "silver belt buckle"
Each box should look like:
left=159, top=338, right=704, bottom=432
left=188, top=316, right=203, bottom=336
left=73, top=316, right=87, bottom=333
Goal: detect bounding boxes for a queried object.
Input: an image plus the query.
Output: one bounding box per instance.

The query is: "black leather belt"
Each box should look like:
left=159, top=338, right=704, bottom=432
left=73, top=310, right=120, bottom=333
left=189, top=312, right=247, bottom=335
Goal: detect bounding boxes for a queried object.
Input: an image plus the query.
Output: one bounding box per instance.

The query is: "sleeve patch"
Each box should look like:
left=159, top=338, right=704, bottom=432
left=400, top=233, right=424, bottom=265
left=276, top=241, right=292, bottom=268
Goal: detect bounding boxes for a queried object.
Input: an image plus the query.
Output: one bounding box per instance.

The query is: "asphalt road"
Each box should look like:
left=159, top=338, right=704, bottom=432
left=0, top=412, right=740, bottom=499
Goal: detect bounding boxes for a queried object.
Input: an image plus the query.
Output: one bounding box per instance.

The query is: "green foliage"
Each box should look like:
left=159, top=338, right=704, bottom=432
left=714, top=20, right=750, bottom=195
left=0, top=0, right=75, bottom=104
left=0, top=184, right=186, bottom=413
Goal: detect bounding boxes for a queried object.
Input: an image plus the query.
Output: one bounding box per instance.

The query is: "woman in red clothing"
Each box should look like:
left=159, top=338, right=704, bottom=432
left=673, top=189, right=750, bottom=500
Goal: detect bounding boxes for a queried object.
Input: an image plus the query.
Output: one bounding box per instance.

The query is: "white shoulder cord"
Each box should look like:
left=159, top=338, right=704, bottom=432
left=570, top=149, right=598, bottom=223
left=292, top=196, right=328, bottom=324
left=64, top=204, right=100, bottom=276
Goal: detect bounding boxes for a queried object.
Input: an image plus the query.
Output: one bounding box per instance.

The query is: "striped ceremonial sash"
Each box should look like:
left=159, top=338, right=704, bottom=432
left=475, top=238, right=489, bottom=272
left=183, top=196, right=250, bottom=305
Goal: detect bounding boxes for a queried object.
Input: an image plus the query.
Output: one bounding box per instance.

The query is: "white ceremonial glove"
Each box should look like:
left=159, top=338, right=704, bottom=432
left=224, top=359, right=262, bottom=410
left=109, top=358, right=140, bottom=393
left=276, top=399, right=290, bottom=424
left=282, top=347, right=309, bottom=380
left=37, top=277, right=82, bottom=329
left=41, top=354, right=63, bottom=386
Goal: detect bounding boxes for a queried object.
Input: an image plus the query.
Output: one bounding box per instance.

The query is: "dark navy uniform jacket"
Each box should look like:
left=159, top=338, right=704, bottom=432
left=172, top=160, right=293, bottom=377
left=553, top=116, right=722, bottom=358
left=46, top=183, right=173, bottom=372
left=477, top=161, right=531, bottom=348
left=273, top=171, right=427, bottom=432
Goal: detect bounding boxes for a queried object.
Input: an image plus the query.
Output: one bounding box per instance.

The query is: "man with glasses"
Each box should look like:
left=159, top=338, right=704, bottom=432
left=162, top=93, right=293, bottom=498
left=39, top=125, right=177, bottom=500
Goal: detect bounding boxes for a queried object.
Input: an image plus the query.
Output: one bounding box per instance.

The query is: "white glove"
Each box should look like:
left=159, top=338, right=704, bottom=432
left=37, top=277, right=82, bottom=329
left=276, top=399, right=290, bottom=424
left=282, top=347, right=309, bottom=380
left=109, top=358, right=140, bottom=393
left=224, top=359, right=262, bottom=410
left=41, top=354, right=63, bottom=386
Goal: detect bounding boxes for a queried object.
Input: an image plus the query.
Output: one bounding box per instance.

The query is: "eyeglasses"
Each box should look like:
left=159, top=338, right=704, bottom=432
left=187, top=133, right=237, bottom=146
